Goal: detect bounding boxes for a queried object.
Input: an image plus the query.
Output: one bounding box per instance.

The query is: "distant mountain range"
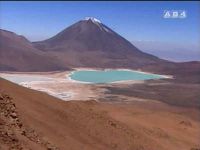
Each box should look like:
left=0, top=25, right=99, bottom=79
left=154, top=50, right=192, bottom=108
left=132, top=41, right=200, bottom=62
left=0, top=17, right=200, bottom=78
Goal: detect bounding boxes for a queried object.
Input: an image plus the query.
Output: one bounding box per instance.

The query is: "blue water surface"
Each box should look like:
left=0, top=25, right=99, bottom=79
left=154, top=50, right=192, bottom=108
left=69, top=70, right=164, bottom=84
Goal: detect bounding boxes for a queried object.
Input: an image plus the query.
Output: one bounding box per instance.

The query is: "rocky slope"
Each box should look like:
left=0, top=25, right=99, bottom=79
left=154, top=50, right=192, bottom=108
left=0, top=92, right=58, bottom=150
left=1, top=78, right=200, bottom=150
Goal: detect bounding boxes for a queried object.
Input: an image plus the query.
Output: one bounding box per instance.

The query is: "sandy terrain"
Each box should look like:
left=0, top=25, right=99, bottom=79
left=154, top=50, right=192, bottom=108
left=1, top=78, right=200, bottom=150
left=0, top=70, right=200, bottom=150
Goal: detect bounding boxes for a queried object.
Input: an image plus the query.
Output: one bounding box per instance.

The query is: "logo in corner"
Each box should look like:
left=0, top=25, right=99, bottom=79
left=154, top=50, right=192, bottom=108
left=163, top=10, right=187, bottom=19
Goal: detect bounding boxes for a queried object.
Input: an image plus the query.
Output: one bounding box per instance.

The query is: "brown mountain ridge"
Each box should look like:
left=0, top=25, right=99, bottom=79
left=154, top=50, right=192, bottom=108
left=1, top=17, right=200, bottom=79
left=0, top=29, right=69, bottom=72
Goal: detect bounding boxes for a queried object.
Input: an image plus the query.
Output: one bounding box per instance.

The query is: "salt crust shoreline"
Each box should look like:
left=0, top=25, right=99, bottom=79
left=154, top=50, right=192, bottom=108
left=0, top=68, right=173, bottom=100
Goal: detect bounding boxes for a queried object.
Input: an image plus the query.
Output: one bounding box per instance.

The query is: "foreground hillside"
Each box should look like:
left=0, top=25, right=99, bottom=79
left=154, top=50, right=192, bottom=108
left=1, top=78, right=200, bottom=150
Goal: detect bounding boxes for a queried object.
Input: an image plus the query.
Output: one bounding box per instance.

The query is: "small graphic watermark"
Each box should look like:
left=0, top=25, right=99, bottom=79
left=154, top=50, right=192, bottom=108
left=163, top=10, right=187, bottom=19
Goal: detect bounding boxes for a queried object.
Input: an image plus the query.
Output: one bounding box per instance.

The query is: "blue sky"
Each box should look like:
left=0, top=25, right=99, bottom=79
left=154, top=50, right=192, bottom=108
left=0, top=1, right=199, bottom=62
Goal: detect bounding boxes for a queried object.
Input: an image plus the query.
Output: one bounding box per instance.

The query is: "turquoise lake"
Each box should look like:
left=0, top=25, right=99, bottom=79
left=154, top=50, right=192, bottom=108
left=69, top=70, right=164, bottom=84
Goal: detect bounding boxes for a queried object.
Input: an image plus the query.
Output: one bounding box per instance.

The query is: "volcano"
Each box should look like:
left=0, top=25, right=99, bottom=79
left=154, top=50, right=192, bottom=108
left=2, top=17, right=199, bottom=76
left=33, top=17, right=166, bottom=69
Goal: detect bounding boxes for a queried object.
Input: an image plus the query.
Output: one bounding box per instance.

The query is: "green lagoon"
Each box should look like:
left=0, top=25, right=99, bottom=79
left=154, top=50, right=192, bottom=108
left=69, top=70, right=164, bottom=84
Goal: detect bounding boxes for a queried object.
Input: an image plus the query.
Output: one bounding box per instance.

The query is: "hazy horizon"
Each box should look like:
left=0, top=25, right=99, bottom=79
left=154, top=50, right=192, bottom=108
left=0, top=1, right=199, bottom=62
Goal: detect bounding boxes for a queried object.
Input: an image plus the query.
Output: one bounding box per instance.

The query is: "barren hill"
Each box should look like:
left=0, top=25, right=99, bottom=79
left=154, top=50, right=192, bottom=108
left=0, top=29, right=69, bottom=71
left=1, top=78, right=200, bottom=150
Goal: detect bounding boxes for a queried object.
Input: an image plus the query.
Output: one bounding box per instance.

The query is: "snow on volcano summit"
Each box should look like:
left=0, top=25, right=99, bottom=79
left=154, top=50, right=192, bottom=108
left=84, top=17, right=102, bottom=23
left=83, top=17, right=112, bottom=33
